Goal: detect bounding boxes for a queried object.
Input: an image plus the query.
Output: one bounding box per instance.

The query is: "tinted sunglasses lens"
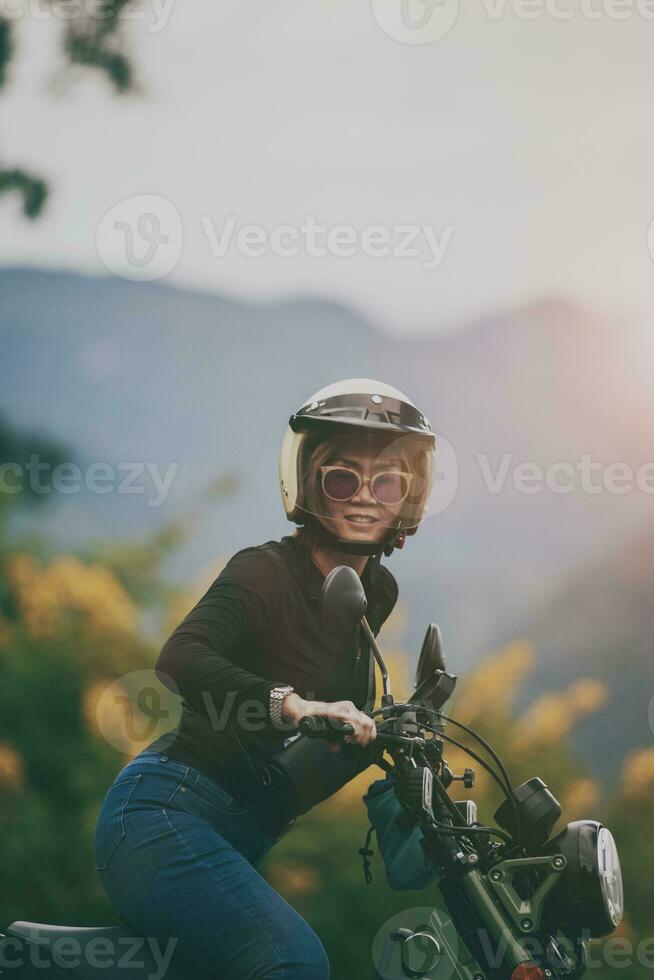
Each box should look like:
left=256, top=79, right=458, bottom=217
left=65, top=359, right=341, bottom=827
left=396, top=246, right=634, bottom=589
left=323, top=469, right=360, bottom=501
left=372, top=473, right=409, bottom=505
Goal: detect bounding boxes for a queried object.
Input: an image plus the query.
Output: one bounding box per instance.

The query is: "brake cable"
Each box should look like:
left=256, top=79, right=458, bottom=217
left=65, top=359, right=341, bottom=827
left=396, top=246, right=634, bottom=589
left=374, top=716, right=509, bottom=798
left=375, top=705, right=523, bottom=845
left=382, top=703, right=514, bottom=798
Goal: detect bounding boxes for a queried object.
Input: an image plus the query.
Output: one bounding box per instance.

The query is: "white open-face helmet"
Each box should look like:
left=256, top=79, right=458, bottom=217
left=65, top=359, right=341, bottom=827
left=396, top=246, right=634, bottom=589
left=279, top=378, right=436, bottom=556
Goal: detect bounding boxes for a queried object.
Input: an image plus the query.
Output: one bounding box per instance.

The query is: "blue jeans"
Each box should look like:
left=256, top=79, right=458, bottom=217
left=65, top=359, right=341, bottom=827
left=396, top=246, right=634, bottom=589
left=93, top=750, right=330, bottom=979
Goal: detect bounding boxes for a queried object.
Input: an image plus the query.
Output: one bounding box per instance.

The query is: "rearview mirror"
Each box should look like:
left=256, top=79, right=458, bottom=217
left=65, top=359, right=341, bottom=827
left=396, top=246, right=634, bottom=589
left=414, top=624, right=446, bottom=688
left=410, top=624, right=457, bottom=711
left=320, top=565, right=367, bottom=639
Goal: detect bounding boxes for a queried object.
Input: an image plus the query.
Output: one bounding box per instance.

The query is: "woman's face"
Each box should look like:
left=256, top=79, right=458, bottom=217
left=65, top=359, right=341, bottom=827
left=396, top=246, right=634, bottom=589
left=316, top=438, right=407, bottom=544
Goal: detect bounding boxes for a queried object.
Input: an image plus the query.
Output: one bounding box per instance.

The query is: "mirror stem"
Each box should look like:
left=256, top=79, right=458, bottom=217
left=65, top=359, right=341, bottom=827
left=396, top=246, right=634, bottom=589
left=361, top=616, right=394, bottom=704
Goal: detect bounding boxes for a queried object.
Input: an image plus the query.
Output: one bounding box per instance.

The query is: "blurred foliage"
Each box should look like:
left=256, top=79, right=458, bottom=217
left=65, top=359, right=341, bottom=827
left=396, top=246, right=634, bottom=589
left=0, top=414, right=72, bottom=514
left=0, top=169, right=48, bottom=220
left=0, top=0, right=137, bottom=218
left=0, top=415, right=651, bottom=978
left=80, top=521, right=190, bottom=611
left=0, top=17, right=10, bottom=87
left=0, top=540, right=152, bottom=923
left=63, top=0, right=134, bottom=93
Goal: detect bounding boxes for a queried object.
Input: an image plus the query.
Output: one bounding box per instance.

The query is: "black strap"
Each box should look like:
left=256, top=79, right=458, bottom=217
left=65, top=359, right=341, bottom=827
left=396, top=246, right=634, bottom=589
left=358, top=824, right=376, bottom=884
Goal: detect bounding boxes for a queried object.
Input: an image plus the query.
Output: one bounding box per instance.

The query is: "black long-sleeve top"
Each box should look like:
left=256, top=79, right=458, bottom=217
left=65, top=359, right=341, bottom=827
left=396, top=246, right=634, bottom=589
left=147, top=533, right=398, bottom=804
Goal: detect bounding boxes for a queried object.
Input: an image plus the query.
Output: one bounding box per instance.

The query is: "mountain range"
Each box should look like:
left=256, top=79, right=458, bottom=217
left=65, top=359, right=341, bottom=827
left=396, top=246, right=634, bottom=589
left=2, top=266, right=652, bottom=781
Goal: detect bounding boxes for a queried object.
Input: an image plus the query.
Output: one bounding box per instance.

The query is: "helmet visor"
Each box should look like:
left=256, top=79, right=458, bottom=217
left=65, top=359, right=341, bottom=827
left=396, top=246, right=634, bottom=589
left=297, top=428, right=433, bottom=541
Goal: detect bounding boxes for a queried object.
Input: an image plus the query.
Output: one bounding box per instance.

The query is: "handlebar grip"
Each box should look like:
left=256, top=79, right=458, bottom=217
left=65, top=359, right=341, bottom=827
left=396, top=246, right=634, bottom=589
left=298, top=716, right=355, bottom=740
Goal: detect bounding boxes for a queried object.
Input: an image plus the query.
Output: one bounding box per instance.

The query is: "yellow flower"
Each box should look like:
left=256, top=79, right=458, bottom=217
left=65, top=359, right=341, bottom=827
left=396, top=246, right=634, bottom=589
left=620, top=747, right=654, bottom=800
left=567, top=678, right=608, bottom=716
left=83, top=672, right=182, bottom=758
left=0, top=743, right=25, bottom=793
left=454, top=640, right=536, bottom=724
left=513, top=677, right=608, bottom=753
left=561, top=778, right=601, bottom=819
left=266, top=861, right=322, bottom=897
left=7, top=553, right=137, bottom=640
left=83, top=679, right=133, bottom=755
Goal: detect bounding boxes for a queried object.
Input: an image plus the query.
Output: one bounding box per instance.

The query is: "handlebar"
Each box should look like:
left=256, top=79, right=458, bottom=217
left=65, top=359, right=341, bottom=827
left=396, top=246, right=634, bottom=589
left=298, top=716, right=355, bottom=740
left=298, top=715, right=425, bottom=748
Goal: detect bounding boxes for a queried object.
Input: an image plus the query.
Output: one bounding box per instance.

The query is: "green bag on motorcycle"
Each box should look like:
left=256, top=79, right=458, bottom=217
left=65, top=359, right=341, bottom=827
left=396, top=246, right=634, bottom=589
left=362, top=775, right=442, bottom=890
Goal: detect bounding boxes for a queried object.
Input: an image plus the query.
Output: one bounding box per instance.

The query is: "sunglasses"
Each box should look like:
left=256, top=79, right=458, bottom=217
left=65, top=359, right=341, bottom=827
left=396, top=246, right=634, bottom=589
left=319, top=465, right=413, bottom=506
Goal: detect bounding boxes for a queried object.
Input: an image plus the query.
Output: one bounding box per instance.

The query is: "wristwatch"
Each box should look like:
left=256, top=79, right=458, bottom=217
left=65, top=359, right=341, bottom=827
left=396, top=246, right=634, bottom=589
left=269, top=685, right=295, bottom=727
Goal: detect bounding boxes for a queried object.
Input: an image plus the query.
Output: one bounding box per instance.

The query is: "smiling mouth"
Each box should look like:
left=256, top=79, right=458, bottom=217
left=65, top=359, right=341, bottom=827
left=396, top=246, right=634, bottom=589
left=344, top=514, right=378, bottom=524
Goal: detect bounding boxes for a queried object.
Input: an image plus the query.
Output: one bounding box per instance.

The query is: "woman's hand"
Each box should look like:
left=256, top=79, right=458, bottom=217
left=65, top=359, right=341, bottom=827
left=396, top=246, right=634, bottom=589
left=281, top=693, right=376, bottom=747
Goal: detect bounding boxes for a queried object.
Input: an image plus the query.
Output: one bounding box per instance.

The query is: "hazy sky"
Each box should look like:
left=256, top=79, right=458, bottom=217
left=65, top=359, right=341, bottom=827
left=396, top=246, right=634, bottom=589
left=3, top=0, right=654, bottom=332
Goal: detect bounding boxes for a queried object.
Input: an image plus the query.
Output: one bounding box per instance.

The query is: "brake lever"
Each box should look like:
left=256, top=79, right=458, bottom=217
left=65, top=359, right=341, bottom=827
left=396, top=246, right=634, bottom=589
left=377, top=732, right=426, bottom=748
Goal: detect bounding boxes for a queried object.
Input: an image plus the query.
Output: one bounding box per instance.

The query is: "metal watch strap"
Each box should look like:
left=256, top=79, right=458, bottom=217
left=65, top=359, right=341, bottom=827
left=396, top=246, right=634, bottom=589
left=270, top=685, right=294, bottom=727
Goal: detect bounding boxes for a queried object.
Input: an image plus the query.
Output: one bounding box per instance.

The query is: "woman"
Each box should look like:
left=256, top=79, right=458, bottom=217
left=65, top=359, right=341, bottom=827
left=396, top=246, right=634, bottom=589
left=93, top=378, right=435, bottom=979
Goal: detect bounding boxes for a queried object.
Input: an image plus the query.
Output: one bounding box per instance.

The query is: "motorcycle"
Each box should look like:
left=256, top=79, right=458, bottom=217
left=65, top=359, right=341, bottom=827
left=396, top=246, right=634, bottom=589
left=296, top=564, right=624, bottom=980
left=0, top=564, right=624, bottom=980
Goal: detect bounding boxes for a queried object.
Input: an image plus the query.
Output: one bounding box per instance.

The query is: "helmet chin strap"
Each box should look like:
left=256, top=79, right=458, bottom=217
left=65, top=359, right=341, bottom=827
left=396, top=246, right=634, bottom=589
left=307, top=515, right=401, bottom=559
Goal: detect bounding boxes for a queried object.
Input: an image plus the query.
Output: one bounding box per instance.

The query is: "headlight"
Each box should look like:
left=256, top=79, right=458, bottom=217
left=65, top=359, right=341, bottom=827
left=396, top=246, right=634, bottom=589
left=545, top=820, right=623, bottom=938
left=597, top=826, right=623, bottom=928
